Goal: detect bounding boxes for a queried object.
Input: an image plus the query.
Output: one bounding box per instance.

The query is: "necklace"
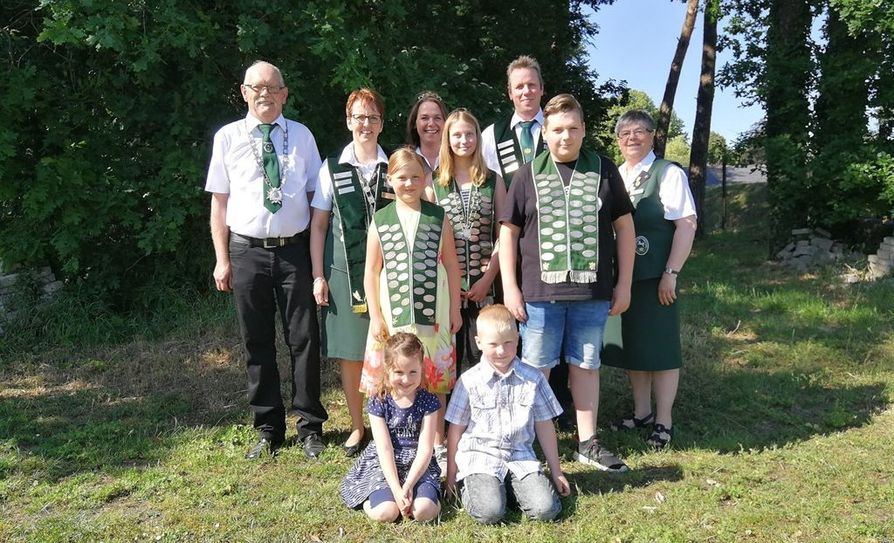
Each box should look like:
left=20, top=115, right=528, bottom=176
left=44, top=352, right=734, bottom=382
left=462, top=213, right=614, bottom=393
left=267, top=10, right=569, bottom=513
left=245, top=120, right=289, bottom=205
left=451, top=177, right=480, bottom=241
left=358, top=164, right=382, bottom=224
left=352, top=145, right=382, bottom=223
left=553, top=157, right=578, bottom=197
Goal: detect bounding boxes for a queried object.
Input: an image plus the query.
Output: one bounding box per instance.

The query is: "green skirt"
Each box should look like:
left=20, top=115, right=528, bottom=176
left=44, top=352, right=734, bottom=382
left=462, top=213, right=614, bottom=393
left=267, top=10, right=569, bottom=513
left=320, top=265, right=370, bottom=362
left=602, top=278, right=682, bottom=371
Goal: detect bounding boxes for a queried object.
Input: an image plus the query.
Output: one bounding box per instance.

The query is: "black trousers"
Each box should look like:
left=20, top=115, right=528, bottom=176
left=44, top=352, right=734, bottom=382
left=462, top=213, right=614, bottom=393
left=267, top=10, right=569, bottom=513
left=455, top=302, right=483, bottom=374
left=229, top=233, right=328, bottom=443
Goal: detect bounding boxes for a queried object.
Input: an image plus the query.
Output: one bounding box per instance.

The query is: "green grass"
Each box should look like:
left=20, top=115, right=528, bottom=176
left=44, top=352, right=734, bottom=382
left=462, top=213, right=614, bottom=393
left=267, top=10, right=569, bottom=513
left=1, top=183, right=893, bottom=542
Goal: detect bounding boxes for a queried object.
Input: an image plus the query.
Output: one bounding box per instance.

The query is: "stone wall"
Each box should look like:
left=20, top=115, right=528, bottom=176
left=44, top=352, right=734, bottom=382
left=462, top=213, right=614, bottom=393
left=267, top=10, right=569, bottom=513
left=869, top=236, right=894, bottom=280
left=775, top=228, right=849, bottom=272
left=0, top=265, right=64, bottom=328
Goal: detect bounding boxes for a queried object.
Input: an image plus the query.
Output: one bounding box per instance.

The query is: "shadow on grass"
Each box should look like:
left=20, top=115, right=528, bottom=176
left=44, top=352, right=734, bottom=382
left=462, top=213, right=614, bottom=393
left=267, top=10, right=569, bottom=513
left=0, top=331, right=343, bottom=482
left=598, top=198, right=893, bottom=455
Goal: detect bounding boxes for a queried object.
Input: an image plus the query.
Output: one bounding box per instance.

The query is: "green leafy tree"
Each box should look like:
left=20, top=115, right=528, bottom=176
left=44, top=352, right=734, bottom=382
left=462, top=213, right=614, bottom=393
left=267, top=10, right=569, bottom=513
left=723, top=0, right=815, bottom=250
left=0, top=0, right=621, bottom=306
left=665, top=134, right=691, bottom=165
left=708, top=131, right=728, bottom=164
left=601, top=89, right=687, bottom=163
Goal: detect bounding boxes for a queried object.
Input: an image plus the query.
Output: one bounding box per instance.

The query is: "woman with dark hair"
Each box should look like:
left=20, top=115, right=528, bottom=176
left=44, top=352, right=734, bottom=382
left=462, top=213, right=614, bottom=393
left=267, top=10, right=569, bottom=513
left=406, top=91, right=447, bottom=185
left=310, top=88, right=392, bottom=456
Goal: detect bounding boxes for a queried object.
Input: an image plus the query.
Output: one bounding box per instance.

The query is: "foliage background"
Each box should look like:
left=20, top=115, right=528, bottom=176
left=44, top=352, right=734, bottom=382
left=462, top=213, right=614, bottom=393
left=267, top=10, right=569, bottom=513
left=0, top=0, right=623, bottom=305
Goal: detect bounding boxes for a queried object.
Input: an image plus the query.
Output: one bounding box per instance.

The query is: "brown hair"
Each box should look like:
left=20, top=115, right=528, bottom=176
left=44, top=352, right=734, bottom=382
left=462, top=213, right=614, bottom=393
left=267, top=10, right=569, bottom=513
left=406, top=91, right=448, bottom=147
left=373, top=332, right=426, bottom=398
left=345, top=88, right=385, bottom=119
left=387, top=146, right=426, bottom=178
left=543, top=93, right=585, bottom=128
left=436, top=109, right=489, bottom=188
left=506, top=55, right=543, bottom=90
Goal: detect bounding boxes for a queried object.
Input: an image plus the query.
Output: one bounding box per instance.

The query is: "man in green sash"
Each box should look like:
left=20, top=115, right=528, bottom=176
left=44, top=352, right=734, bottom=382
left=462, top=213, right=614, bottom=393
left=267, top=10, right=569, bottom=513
left=481, top=55, right=547, bottom=188
left=482, top=55, right=576, bottom=428
left=499, top=94, right=636, bottom=472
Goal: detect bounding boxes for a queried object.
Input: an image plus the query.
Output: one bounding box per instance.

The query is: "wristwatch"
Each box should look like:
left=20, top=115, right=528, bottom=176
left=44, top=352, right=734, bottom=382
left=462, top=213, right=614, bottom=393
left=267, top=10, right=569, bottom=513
left=663, top=267, right=679, bottom=276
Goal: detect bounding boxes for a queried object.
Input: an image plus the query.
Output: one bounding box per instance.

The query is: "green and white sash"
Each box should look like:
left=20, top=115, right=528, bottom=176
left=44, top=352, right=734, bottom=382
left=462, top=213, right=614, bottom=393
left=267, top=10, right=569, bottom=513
left=328, top=153, right=391, bottom=312
left=493, top=117, right=546, bottom=188
left=627, top=159, right=676, bottom=281
left=531, top=149, right=602, bottom=284
left=375, top=201, right=445, bottom=328
left=433, top=171, right=497, bottom=291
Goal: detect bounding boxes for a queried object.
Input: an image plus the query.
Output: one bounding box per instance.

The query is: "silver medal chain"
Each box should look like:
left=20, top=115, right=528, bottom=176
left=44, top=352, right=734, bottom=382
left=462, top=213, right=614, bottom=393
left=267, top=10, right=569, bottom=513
left=246, top=120, right=289, bottom=203
left=452, top=178, right=480, bottom=241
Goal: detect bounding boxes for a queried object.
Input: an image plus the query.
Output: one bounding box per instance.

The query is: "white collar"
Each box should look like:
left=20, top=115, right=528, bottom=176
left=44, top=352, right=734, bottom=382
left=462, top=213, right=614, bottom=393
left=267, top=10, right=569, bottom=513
left=621, top=150, right=657, bottom=185
left=244, top=113, right=286, bottom=133
left=510, top=110, right=544, bottom=130
left=415, top=146, right=439, bottom=171
left=339, top=142, right=388, bottom=167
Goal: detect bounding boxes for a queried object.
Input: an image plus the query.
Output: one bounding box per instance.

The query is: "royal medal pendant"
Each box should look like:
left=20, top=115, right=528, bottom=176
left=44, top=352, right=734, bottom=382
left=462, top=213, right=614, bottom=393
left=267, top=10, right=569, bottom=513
left=267, top=186, right=283, bottom=204
left=461, top=226, right=472, bottom=240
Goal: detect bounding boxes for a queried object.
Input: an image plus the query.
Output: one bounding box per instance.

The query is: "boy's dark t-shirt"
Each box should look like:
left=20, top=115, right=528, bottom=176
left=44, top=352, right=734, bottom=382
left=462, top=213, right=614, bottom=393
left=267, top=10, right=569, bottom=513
left=499, top=152, right=634, bottom=303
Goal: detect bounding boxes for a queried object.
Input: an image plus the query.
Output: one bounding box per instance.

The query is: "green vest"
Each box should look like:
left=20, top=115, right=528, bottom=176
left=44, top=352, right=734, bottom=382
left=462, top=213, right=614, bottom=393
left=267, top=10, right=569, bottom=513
left=432, top=171, right=497, bottom=291
left=327, top=152, right=392, bottom=312
left=375, top=201, right=445, bottom=328
left=492, top=117, right=546, bottom=188
left=629, top=159, right=676, bottom=282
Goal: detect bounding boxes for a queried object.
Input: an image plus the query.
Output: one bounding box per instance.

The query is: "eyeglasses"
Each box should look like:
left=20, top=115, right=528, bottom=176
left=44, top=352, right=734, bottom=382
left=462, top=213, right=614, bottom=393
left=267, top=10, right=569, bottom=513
left=243, top=84, right=286, bottom=95
left=618, top=128, right=652, bottom=140
left=350, top=114, right=383, bottom=125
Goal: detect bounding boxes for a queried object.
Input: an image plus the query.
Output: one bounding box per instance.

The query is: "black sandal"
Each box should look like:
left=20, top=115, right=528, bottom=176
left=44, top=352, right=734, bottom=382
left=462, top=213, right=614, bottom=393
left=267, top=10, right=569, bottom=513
left=610, top=412, right=655, bottom=431
left=647, top=423, right=673, bottom=449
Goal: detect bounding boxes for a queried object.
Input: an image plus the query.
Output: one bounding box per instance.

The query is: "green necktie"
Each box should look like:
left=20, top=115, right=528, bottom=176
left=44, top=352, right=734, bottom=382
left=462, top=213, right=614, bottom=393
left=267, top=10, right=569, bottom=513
left=258, top=123, right=282, bottom=214
left=518, top=120, right=536, bottom=163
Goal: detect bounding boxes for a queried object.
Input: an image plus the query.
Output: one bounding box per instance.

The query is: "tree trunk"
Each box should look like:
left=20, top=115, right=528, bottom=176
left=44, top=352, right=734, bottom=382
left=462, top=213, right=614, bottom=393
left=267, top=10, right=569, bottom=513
left=688, top=0, right=717, bottom=238
left=654, top=0, right=699, bottom=157
left=764, top=0, right=813, bottom=252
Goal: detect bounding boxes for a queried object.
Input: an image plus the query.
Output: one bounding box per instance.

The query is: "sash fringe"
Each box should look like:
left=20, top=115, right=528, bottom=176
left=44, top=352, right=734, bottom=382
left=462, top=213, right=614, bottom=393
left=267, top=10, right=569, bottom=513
left=569, top=271, right=599, bottom=283
left=541, top=271, right=570, bottom=284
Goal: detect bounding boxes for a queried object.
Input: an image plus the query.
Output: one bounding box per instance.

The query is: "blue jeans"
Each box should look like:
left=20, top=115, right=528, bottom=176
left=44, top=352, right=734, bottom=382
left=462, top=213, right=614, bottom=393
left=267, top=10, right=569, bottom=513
left=460, top=472, right=560, bottom=524
left=520, top=300, right=611, bottom=370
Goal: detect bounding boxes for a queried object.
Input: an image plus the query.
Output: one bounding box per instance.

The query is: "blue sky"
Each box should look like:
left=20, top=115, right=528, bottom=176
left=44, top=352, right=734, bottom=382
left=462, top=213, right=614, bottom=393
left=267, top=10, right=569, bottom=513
left=586, top=1, right=764, bottom=142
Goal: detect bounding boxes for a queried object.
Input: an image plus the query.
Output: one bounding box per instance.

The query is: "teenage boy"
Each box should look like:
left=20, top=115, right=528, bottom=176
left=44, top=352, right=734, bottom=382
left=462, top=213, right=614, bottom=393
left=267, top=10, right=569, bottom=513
left=498, top=94, right=635, bottom=472
left=446, top=304, right=570, bottom=524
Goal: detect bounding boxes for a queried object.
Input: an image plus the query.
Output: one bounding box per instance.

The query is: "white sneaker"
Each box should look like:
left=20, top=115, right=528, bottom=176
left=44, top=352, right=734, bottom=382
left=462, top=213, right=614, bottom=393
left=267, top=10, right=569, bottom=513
left=434, top=444, right=448, bottom=475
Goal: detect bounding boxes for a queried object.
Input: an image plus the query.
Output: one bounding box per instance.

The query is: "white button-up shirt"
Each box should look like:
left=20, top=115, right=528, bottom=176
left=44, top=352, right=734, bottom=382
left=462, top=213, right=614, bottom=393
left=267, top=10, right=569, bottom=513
left=481, top=109, right=545, bottom=173
left=312, top=143, right=388, bottom=211
left=618, top=150, right=697, bottom=220
left=446, top=356, right=562, bottom=482
left=205, top=113, right=322, bottom=238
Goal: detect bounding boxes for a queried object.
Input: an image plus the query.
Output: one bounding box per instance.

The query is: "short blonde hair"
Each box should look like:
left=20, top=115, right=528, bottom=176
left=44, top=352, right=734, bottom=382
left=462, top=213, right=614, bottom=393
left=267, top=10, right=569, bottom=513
left=476, top=304, right=517, bottom=336
left=506, top=55, right=544, bottom=90
left=436, top=109, right=489, bottom=188
left=387, top=146, right=426, bottom=177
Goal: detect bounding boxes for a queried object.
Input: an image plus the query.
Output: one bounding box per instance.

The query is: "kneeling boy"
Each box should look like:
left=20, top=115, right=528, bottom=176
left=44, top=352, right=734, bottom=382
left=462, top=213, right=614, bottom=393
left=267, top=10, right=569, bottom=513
left=445, top=304, right=570, bottom=524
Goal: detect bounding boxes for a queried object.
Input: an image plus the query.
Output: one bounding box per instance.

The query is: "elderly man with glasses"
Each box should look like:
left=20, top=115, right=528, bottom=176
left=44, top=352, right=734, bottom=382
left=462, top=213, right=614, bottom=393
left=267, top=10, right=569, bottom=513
left=205, top=60, right=328, bottom=460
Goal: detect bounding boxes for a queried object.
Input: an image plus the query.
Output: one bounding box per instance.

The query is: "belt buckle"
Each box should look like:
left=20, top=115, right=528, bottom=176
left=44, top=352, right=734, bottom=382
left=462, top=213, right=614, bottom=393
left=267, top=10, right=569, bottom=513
left=262, top=238, right=279, bottom=249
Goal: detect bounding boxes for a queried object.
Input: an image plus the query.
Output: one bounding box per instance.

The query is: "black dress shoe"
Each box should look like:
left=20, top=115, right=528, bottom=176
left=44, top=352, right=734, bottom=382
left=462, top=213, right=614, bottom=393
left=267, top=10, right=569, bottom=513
left=245, top=437, right=280, bottom=460
left=342, top=430, right=366, bottom=457
left=303, top=433, right=325, bottom=459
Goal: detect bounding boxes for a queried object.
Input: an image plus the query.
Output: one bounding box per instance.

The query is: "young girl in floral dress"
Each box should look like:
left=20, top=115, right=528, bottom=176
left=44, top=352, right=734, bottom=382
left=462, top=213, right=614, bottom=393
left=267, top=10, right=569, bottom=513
left=361, top=147, right=461, bottom=469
